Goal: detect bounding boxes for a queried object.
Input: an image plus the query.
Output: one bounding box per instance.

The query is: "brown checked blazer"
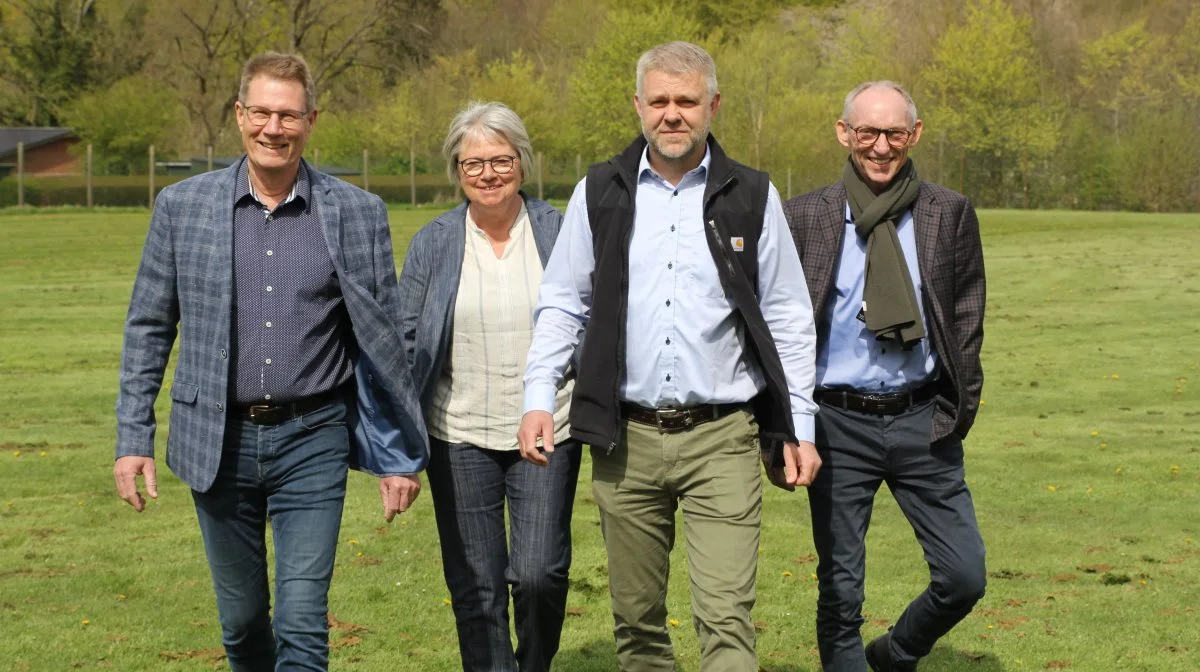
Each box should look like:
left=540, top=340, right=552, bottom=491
left=782, top=181, right=986, bottom=442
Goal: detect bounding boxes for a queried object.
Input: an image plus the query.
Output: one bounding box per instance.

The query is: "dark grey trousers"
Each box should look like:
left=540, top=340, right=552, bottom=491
left=808, top=399, right=986, bottom=671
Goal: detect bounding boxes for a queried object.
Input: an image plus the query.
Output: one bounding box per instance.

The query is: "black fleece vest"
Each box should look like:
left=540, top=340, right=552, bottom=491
left=568, top=135, right=797, bottom=451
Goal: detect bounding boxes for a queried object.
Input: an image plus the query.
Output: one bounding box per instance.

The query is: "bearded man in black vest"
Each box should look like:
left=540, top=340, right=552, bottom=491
left=518, top=40, right=820, bottom=671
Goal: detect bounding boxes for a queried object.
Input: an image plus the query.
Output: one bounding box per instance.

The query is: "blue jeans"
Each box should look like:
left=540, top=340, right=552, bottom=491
left=808, top=400, right=986, bottom=671
left=426, top=437, right=582, bottom=672
left=192, top=399, right=350, bottom=672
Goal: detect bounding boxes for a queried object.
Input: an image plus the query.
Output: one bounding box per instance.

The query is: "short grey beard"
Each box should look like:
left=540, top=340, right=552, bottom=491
left=644, top=125, right=708, bottom=162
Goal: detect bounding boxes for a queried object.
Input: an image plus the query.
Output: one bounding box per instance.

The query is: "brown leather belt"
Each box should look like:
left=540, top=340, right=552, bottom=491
left=236, top=388, right=345, bottom=426
left=814, top=383, right=938, bottom=416
left=620, top=402, right=747, bottom=434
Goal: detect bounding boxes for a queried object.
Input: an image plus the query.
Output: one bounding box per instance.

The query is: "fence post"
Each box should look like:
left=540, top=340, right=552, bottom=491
left=16, top=141, right=24, bottom=207
left=207, top=145, right=213, bottom=172
left=86, top=144, right=93, bottom=208
left=148, top=145, right=156, bottom=209
left=409, top=144, right=417, bottom=206
left=575, top=153, right=581, bottom=182
left=787, top=168, right=792, bottom=200
left=536, top=151, right=544, bottom=201
left=362, top=148, right=369, bottom=193
left=313, top=148, right=320, bottom=172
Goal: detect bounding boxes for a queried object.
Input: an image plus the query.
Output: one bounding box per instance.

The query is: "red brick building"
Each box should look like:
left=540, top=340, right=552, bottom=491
left=0, top=128, right=80, bottom=178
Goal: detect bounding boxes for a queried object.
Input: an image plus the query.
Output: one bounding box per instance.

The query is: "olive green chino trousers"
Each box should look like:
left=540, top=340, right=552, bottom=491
left=591, top=408, right=762, bottom=671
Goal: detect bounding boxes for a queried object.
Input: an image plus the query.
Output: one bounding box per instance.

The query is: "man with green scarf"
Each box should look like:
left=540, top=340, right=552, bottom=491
left=782, top=81, right=987, bottom=672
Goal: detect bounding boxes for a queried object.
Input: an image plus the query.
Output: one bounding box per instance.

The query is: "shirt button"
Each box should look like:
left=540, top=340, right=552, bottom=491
left=264, top=394, right=272, bottom=401
left=665, top=299, right=671, bottom=307
left=266, top=250, right=274, bottom=256
left=665, top=374, right=671, bottom=382
left=265, top=321, right=272, bottom=328
left=667, top=262, right=673, bottom=269
left=265, top=358, right=272, bottom=365
left=265, top=286, right=273, bottom=292
left=220, top=348, right=227, bottom=359
left=670, top=225, right=676, bottom=232
left=216, top=402, right=224, bottom=412
left=665, top=337, right=671, bottom=345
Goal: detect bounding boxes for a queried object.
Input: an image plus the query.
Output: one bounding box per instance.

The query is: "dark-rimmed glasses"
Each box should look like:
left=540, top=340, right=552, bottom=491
left=241, top=105, right=309, bottom=130
left=459, top=156, right=518, bottom=177
left=847, top=125, right=913, bottom=148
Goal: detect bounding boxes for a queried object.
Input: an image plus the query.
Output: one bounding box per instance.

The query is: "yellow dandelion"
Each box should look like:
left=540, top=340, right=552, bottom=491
left=1086, top=487, right=1094, bottom=495
left=1114, top=467, right=1123, bottom=475
left=668, top=618, right=681, bottom=628
left=810, top=573, right=818, bottom=581
left=443, top=598, right=452, bottom=606
left=356, top=551, right=364, bottom=558
left=81, top=619, right=90, bottom=626
left=39, top=451, right=47, bottom=457
left=1099, top=442, right=1108, bottom=449
left=116, top=594, right=127, bottom=601
left=400, top=520, right=409, bottom=527
left=12, top=451, right=20, bottom=458
left=1139, top=579, right=1148, bottom=586
left=782, top=571, right=793, bottom=577
left=979, top=400, right=986, bottom=406
left=987, top=624, right=994, bottom=630
left=1170, top=465, right=1181, bottom=475
left=1090, top=431, right=1100, bottom=437
left=1111, top=374, right=1120, bottom=379
left=348, top=539, right=359, bottom=546
left=1047, top=485, right=1057, bottom=492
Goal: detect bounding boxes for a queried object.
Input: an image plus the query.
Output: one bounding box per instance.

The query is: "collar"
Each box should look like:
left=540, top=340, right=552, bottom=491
left=235, top=157, right=309, bottom=208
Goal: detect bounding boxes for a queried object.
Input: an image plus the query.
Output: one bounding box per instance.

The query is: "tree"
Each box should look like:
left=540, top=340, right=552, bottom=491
left=920, top=0, right=1060, bottom=207
left=64, top=75, right=185, bottom=174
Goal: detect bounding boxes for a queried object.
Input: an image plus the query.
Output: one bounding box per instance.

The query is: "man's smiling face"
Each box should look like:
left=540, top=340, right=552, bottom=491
left=235, top=75, right=315, bottom=181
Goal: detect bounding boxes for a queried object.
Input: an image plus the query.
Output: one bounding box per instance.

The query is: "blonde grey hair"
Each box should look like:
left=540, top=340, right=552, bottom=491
left=636, top=41, right=718, bottom=100
left=841, top=81, right=919, bottom=128
left=239, top=52, right=317, bottom=113
left=442, top=101, right=534, bottom=184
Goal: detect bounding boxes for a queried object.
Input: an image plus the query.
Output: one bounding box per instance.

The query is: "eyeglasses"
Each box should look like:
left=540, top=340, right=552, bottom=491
left=459, top=155, right=518, bottom=177
left=847, top=125, right=913, bottom=148
left=241, top=105, right=309, bottom=130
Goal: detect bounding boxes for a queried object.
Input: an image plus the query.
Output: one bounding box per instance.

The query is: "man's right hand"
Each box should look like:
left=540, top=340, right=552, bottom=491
left=516, top=411, right=555, bottom=466
left=114, top=456, right=158, bottom=512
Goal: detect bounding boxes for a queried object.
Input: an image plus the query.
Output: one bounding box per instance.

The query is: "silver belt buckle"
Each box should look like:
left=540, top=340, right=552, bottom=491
left=654, top=408, right=692, bottom=433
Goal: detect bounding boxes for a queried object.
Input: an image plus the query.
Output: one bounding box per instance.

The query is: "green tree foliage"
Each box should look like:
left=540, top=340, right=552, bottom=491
left=63, top=75, right=185, bottom=174
left=473, top=51, right=558, bottom=160
left=564, top=5, right=701, bottom=163
left=921, top=0, right=1060, bottom=206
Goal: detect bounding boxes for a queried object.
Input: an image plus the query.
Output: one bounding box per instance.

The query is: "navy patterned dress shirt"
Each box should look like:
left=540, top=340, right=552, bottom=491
left=228, top=158, right=354, bottom=405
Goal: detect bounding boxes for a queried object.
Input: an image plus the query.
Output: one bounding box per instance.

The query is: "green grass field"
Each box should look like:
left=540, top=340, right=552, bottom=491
left=1, top=205, right=1198, bottom=671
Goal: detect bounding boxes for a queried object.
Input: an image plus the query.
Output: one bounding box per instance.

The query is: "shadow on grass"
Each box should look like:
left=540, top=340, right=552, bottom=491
left=554, top=639, right=619, bottom=670
left=921, top=645, right=1006, bottom=670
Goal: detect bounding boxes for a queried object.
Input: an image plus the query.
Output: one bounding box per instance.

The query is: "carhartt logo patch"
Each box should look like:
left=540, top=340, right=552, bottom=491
left=730, top=236, right=745, bottom=252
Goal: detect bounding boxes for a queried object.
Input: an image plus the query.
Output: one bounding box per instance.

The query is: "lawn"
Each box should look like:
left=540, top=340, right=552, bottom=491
left=1, top=205, right=1197, bottom=671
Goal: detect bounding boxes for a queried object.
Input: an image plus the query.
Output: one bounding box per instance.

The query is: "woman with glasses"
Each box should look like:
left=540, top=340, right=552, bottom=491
left=396, top=101, right=579, bottom=672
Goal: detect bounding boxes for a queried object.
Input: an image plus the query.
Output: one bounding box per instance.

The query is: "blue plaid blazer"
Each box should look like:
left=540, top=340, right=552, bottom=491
left=116, top=159, right=428, bottom=492
left=397, top=195, right=563, bottom=403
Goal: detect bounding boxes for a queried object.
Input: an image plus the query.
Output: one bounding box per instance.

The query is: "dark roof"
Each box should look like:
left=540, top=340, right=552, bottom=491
left=0, top=127, right=75, bottom=158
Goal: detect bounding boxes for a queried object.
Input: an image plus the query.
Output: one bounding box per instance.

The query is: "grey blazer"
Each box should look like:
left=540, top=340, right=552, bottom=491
left=397, top=194, right=563, bottom=404
left=116, top=159, right=429, bottom=492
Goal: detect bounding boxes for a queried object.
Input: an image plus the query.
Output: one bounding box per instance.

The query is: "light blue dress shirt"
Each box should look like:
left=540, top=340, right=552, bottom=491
left=524, top=147, right=818, bottom=443
left=815, top=204, right=938, bottom=393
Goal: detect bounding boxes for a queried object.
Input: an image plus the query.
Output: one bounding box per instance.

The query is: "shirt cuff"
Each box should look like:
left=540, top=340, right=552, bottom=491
left=792, top=412, right=815, bottom=444
left=524, top=382, right=560, bottom=415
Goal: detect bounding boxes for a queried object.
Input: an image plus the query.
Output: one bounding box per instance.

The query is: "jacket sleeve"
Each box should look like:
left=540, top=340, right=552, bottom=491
left=115, top=190, right=180, bottom=459
left=952, top=197, right=986, bottom=435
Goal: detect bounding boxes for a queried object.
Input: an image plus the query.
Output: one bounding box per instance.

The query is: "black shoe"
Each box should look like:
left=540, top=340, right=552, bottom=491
left=865, top=631, right=916, bottom=671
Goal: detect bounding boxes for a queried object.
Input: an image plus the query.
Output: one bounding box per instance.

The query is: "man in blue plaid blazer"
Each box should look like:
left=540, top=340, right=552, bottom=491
left=113, top=52, right=426, bottom=671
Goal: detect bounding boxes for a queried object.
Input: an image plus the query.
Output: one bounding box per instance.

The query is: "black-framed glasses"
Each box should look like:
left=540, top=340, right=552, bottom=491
left=847, top=125, right=913, bottom=148
left=241, top=105, right=309, bottom=130
left=459, top=155, right=518, bottom=177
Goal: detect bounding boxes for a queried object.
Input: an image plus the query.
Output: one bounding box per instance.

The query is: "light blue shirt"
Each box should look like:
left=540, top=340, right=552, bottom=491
left=815, top=204, right=938, bottom=392
left=524, top=147, right=818, bottom=443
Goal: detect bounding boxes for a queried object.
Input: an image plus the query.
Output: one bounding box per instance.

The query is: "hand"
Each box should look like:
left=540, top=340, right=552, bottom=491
left=764, top=441, right=822, bottom=491
left=380, top=474, right=421, bottom=522
left=516, top=411, right=555, bottom=466
left=114, top=456, right=158, bottom=512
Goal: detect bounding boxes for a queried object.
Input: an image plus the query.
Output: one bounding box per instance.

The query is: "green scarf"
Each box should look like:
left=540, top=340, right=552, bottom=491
left=843, top=156, right=925, bottom=348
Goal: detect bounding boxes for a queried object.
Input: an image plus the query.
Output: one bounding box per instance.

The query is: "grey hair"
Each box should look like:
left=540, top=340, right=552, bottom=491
left=442, top=101, right=534, bottom=184
left=636, top=41, right=718, bottom=100
left=841, top=81, right=919, bottom=128
left=239, top=52, right=317, bottom=113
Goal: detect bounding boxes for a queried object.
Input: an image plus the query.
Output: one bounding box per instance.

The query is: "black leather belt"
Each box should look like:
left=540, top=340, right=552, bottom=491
left=236, top=388, right=345, bottom=426
left=815, top=383, right=938, bottom=416
left=620, top=402, right=747, bottom=434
